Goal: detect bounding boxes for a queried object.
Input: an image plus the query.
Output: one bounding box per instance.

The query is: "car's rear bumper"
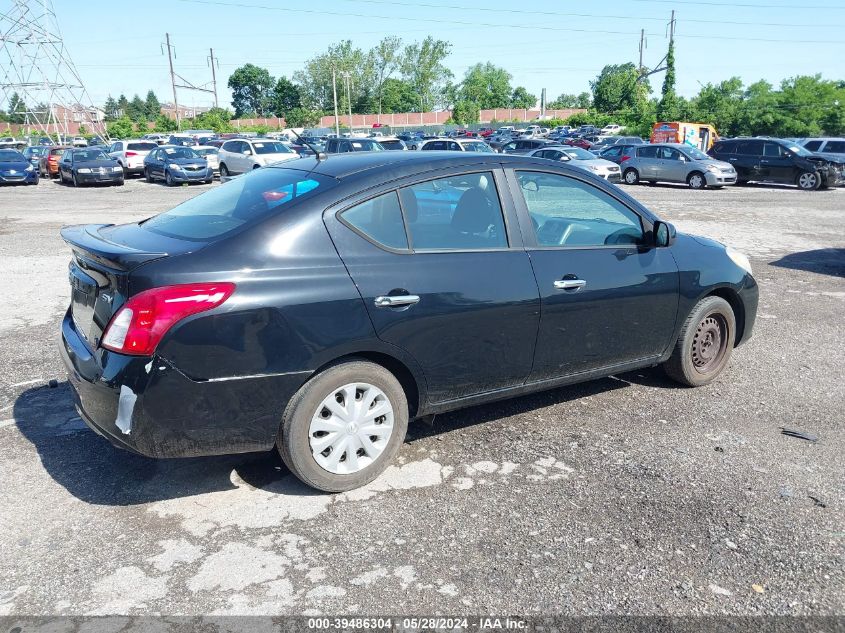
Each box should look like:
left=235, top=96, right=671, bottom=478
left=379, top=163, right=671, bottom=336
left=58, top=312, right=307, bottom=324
left=59, top=309, right=309, bottom=458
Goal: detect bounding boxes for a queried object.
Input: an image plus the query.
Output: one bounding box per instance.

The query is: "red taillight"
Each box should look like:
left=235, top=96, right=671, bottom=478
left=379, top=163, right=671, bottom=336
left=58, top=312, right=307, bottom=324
left=101, top=282, right=235, bottom=356
left=620, top=155, right=631, bottom=162
left=125, top=151, right=138, bottom=157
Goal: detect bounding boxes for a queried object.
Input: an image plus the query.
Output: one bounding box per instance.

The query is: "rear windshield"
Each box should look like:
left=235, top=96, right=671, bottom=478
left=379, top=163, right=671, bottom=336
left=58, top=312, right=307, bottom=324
left=141, top=167, right=333, bottom=241
left=127, top=142, right=157, bottom=151
left=253, top=141, right=293, bottom=155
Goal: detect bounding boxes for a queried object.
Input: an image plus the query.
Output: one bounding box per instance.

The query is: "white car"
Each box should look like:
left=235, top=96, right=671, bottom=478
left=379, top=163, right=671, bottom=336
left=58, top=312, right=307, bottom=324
left=217, top=138, right=299, bottom=176
left=108, top=139, right=158, bottom=175
left=72, top=136, right=88, bottom=147
left=419, top=138, right=495, bottom=153
left=527, top=145, right=622, bottom=183
left=193, top=145, right=220, bottom=175
left=600, top=124, right=625, bottom=135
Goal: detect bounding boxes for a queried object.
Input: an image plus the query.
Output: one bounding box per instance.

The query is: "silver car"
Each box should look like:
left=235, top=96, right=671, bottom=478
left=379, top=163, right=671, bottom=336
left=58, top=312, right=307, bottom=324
left=527, top=145, right=622, bottom=183
left=623, top=143, right=736, bottom=189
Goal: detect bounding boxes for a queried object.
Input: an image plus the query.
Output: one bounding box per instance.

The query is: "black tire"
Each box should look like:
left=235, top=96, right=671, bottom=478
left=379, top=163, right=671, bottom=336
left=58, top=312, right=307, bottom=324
left=623, top=168, right=640, bottom=185
left=145, top=167, right=153, bottom=183
left=165, top=170, right=174, bottom=187
left=736, top=179, right=748, bottom=186
left=219, top=163, right=230, bottom=178
left=278, top=359, right=409, bottom=492
left=115, top=178, right=124, bottom=186
left=663, top=296, right=736, bottom=387
left=72, top=172, right=79, bottom=187
left=796, top=171, right=820, bottom=191
left=687, top=171, right=706, bottom=189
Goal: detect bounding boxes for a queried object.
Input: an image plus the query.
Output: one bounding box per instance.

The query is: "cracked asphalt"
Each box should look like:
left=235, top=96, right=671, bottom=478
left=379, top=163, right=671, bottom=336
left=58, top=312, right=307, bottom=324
left=0, top=176, right=843, bottom=618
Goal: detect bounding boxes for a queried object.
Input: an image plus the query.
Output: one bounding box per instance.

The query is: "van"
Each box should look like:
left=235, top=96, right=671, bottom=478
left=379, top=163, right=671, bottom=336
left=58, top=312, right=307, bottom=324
left=651, top=122, right=718, bottom=151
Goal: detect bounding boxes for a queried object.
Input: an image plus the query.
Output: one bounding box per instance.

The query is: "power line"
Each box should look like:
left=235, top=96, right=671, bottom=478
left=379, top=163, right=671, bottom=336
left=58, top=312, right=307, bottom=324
left=627, top=0, right=845, bottom=8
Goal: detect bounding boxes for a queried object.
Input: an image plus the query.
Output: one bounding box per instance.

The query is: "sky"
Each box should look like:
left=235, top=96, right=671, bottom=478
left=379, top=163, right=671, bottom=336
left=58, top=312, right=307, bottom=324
left=53, top=0, right=845, bottom=112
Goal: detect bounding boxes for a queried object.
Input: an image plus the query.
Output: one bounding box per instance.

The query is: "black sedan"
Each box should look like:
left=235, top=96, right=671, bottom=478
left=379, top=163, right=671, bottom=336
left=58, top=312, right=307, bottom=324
left=0, top=149, right=39, bottom=185
left=58, top=148, right=124, bottom=186
left=60, top=152, right=758, bottom=492
left=143, top=145, right=214, bottom=186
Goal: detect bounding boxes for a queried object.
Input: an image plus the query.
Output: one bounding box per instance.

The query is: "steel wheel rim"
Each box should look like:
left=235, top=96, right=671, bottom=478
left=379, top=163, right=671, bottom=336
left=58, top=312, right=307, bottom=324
left=691, top=313, right=728, bottom=374
left=690, top=174, right=703, bottom=188
left=799, top=172, right=816, bottom=189
left=309, top=382, right=394, bottom=475
left=625, top=170, right=637, bottom=184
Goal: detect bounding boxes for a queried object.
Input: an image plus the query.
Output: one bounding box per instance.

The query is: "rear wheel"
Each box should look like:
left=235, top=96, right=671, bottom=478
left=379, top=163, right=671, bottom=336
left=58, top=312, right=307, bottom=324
left=623, top=168, right=640, bottom=185
left=797, top=171, right=820, bottom=191
left=219, top=163, right=230, bottom=178
left=663, top=296, right=736, bottom=387
left=687, top=171, right=706, bottom=189
left=278, top=359, right=409, bottom=492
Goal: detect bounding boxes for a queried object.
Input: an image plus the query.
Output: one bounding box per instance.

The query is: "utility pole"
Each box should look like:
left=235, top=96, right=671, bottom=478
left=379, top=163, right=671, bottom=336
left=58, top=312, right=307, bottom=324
left=638, top=29, right=645, bottom=71
left=208, top=48, right=219, bottom=108
left=636, top=12, right=676, bottom=83
left=341, top=71, right=353, bottom=133
left=165, top=33, right=180, bottom=129
left=332, top=68, right=340, bottom=137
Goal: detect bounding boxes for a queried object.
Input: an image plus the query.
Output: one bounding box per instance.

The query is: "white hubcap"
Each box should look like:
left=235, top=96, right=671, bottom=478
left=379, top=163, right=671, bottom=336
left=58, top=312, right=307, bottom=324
left=799, top=173, right=816, bottom=188
left=309, top=382, right=394, bottom=475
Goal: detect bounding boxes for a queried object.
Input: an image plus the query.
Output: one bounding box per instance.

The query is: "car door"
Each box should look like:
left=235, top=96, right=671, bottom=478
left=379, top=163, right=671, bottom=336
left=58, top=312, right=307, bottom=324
left=660, top=146, right=687, bottom=182
left=507, top=168, right=679, bottom=379
left=324, top=169, right=540, bottom=404
left=762, top=142, right=794, bottom=183
left=734, top=140, right=765, bottom=181
left=151, top=149, right=167, bottom=178
left=635, top=145, right=659, bottom=178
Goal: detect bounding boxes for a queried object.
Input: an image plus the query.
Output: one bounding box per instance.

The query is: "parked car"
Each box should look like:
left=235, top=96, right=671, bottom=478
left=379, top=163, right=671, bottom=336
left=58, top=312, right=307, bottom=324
left=0, top=149, right=39, bottom=185
left=597, top=143, right=644, bottom=166
left=500, top=138, right=560, bottom=155
left=59, top=151, right=758, bottom=492
left=72, top=136, right=88, bottom=147
left=0, top=136, right=20, bottom=149
left=600, top=124, right=625, bottom=135
left=58, top=148, right=124, bottom=187
left=801, top=138, right=845, bottom=162
left=40, top=145, right=71, bottom=178
left=564, top=135, right=599, bottom=150
left=708, top=137, right=841, bottom=190
left=193, top=146, right=220, bottom=175
left=419, top=138, right=494, bottom=152
left=143, top=133, right=171, bottom=145
left=621, top=143, right=737, bottom=189
left=108, top=139, right=158, bottom=176
left=324, top=137, right=385, bottom=154
left=168, top=134, right=200, bottom=147
left=143, top=145, right=214, bottom=185
left=88, top=136, right=107, bottom=147
left=477, top=127, right=494, bottom=137
left=22, top=145, right=49, bottom=169
left=590, top=136, right=646, bottom=153
left=375, top=137, right=407, bottom=151
left=527, top=146, right=621, bottom=182
left=217, top=138, right=299, bottom=177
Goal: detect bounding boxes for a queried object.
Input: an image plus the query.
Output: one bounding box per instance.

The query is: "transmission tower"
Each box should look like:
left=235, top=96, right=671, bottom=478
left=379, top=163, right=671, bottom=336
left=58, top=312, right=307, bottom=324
left=0, top=0, right=106, bottom=139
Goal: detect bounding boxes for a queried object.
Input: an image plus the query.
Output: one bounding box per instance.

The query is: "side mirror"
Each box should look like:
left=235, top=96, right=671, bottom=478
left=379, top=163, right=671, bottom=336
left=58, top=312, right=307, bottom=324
left=653, top=221, right=676, bottom=247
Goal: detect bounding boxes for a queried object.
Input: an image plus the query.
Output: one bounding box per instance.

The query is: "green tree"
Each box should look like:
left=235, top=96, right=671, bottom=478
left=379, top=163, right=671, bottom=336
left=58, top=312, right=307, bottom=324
left=191, top=107, right=233, bottom=133
left=370, top=36, right=403, bottom=114
left=144, top=90, right=161, bottom=121
left=549, top=92, right=592, bottom=109
left=8, top=92, right=26, bottom=123
left=126, top=94, right=146, bottom=120
left=228, top=63, right=275, bottom=117
left=293, top=40, right=371, bottom=114
left=116, top=94, right=129, bottom=118
left=285, top=107, right=323, bottom=127
left=591, top=63, right=649, bottom=113
left=458, top=62, right=512, bottom=109
left=77, top=124, right=88, bottom=136
left=510, top=86, right=537, bottom=109
left=688, top=77, right=744, bottom=135
left=380, top=78, right=419, bottom=113
left=153, top=114, right=178, bottom=133
left=451, top=100, right=480, bottom=125
left=401, top=37, right=453, bottom=111
left=271, top=76, right=302, bottom=118
left=107, top=116, right=135, bottom=139
left=103, top=95, right=119, bottom=121
left=656, top=40, right=681, bottom=121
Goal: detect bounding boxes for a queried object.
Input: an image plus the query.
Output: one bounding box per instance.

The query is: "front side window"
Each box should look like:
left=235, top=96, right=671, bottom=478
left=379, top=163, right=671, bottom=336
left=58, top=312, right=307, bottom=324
left=515, top=171, right=644, bottom=248
left=398, top=172, right=507, bottom=251
left=803, top=140, right=823, bottom=151
left=340, top=192, right=408, bottom=250
left=763, top=142, right=785, bottom=158
left=637, top=146, right=659, bottom=158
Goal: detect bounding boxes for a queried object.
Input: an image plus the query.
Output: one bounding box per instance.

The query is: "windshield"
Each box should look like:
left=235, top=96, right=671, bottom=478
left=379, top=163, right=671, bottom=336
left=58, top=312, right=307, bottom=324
left=252, top=141, right=293, bottom=155
left=786, top=143, right=813, bottom=157
left=683, top=146, right=710, bottom=160
left=0, top=150, right=25, bottom=162
left=462, top=142, right=494, bottom=153
left=161, top=146, right=199, bottom=159
left=350, top=139, right=384, bottom=151
left=562, top=147, right=596, bottom=160
left=73, top=149, right=110, bottom=161
left=142, top=168, right=333, bottom=241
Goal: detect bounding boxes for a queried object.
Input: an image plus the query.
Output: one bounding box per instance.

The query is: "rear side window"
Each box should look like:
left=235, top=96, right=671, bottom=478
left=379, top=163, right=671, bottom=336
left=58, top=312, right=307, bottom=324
left=398, top=172, right=507, bottom=251
left=825, top=141, right=845, bottom=153
left=127, top=142, right=157, bottom=151
left=142, top=168, right=332, bottom=241
left=803, top=140, right=823, bottom=151
left=340, top=192, right=408, bottom=250
left=637, top=146, right=659, bottom=158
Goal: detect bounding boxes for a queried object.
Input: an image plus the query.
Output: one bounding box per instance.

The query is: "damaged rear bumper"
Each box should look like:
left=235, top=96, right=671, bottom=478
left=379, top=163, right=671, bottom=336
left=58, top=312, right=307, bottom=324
left=59, top=309, right=311, bottom=458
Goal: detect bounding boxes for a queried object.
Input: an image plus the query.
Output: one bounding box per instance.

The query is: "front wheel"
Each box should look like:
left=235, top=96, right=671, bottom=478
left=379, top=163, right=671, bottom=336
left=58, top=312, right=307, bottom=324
left=687, top=171, right=706, bottom=189
left=663, top=296, right=736, bottom=387
left=278, top=360, right=409, bottom=492
left=72, top=173, right=79, bottom=187
left=797, top=171, right=820, bottom=191
left=145, top=167, right=153, bottom=183
left=623, top=168, right=640, bottom=185
left=165, top=170, right=174, bottom=187
left=219, top=163, right=230, bottom=178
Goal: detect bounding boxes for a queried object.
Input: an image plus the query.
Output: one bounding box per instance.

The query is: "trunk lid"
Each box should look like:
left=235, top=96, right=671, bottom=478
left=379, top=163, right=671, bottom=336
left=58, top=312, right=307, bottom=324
left=61, top=222, right=200, bottom=349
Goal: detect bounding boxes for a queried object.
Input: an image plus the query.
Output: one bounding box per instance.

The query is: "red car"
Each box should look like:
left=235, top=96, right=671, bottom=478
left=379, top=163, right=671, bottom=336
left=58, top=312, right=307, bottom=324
left=564, top=136, right=596, bottom=150
left=477, top=127, right=494, bottom=137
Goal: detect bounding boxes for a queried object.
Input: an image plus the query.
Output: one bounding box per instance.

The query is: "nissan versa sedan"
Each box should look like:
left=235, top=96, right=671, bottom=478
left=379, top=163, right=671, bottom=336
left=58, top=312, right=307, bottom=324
left=527, top=146, right=621, bottom=182
left=60, top=152, right=758, bottom=492
left=622, top=143, right=737, bottom=189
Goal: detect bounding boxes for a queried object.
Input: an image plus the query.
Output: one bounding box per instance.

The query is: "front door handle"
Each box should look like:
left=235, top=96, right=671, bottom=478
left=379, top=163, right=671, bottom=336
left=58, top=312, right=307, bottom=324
left=374, top=295, right=420, bottom=308
left=554, top=279, right=586, bottom=290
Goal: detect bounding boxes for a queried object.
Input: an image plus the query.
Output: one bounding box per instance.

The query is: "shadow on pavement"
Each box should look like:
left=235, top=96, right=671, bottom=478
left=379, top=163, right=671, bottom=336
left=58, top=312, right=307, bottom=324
left=14, top=367, right=669, bottom=505
left=770, top=248, right=845, bottom=278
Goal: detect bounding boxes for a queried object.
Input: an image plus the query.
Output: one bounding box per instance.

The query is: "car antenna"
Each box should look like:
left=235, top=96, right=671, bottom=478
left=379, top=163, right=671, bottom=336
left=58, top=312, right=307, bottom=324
left=292, top=130, right=326, bottom=162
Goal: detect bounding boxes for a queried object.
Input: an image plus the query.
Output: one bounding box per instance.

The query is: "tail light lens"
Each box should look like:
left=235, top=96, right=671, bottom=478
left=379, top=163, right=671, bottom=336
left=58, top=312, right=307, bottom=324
left=101, top=282, right=235, bottom=356
left=125, top=151, right=138, bottom=157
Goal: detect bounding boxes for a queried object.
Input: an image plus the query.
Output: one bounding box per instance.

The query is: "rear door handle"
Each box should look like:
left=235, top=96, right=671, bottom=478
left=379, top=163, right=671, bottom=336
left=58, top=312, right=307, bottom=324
left=554, top=279, right=586, bottom=290
left=374, top=295, right=420, bottom=308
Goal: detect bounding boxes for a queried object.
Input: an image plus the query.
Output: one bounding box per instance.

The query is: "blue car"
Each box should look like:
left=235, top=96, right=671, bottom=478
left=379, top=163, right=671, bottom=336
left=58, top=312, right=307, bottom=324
left=0, top=149, right=39, bottom=185
left=143, top=145, right=214, bottom=186
left=22, top=145, right=49, bottom=169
